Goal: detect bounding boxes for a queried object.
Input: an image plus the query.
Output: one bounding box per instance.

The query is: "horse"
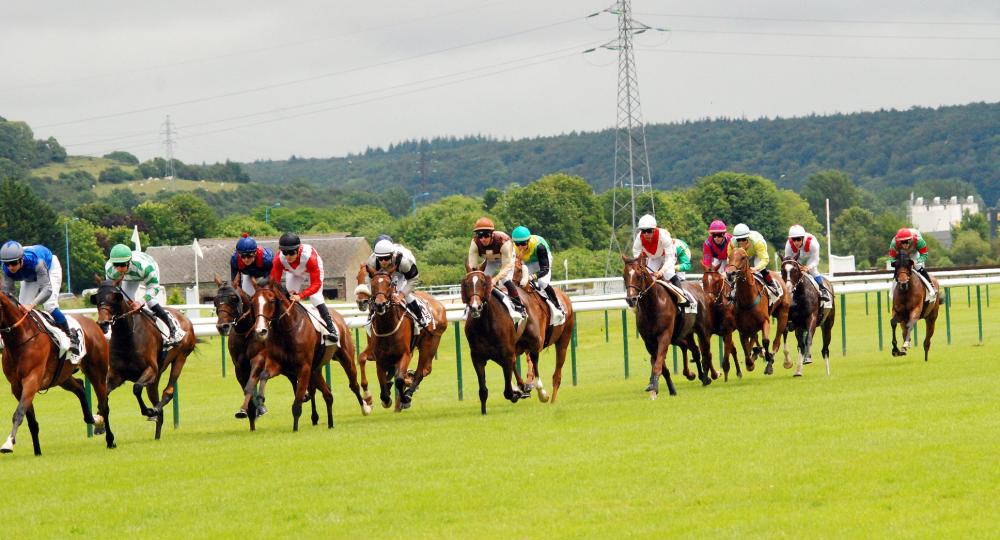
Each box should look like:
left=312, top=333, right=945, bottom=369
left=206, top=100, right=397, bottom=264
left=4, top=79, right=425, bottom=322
left=780, top=258, right=835, bottom=376
left=701, top=270, right=741, bottom=381
left=361, top=269, right=447, bottom=411
left=460, top=266, right=537, bottom=414
left=212, top=276, right=269, bottom=419
left=509, top=260, right=576, bottom=403
left=622, top=254, right=716, bottom=399
left=890, top=252, right=941, bottom=361
left=726, top=248, right=791, bottom=375
left=93, top=278, right=196, bottom=440
left=0, top=292, right=115, bottom=455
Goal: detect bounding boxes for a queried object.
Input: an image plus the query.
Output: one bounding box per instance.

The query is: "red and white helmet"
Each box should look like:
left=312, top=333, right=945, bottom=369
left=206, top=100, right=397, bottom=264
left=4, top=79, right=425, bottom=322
left=637, top=214, right=657, bottom=230
left=708, top=220, right=727, bottom=233
left=895, top=228, right=915, bottom=243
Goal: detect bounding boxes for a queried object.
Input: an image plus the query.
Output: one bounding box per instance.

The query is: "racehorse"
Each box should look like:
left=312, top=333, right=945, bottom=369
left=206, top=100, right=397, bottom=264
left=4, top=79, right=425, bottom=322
left=0, top=292, right=115, bottom=455
left=212, top=276, right=269, bottom=419
left=93, top=278, right=196, bottom=440
left=701, top=270, right=741, bottom=381
left=510, top=260, right=576, bottom=403
left=363, top=269, right=447, bottom=411
left=460, top=266, right=535, bottom=414
left=726, top=248, right=791, bottom=375
left=890, top=252, right=941, bottom=361
left=781, top=258, right=835, bottom=376
left=622, top=254, right=716, bottom=399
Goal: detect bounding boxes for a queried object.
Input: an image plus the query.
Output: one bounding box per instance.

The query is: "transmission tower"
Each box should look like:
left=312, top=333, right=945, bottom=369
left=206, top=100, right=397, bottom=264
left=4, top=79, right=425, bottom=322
left=161, top=115, right=178, bottom=179
left=591, top=1, right=659, bottom=276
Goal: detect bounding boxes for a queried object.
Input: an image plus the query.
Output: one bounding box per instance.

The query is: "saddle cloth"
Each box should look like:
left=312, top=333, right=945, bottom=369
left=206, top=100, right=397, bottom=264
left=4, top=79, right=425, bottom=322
left=802, top=276, right=834, bottom=310
left=753, top=275, right=784, bottom=306
left=532, top=287, right=566, bottom=326
left=889, top=272, right=936, bottom=304
left=300, top=304, right=340, bottom=347
left=472, top=288, right=524, bottom=325
left=654, top=280, right=698, bottom=315
left=35, top=312, right=87, bottom=365
left=139, top=308, right=187, bottom=348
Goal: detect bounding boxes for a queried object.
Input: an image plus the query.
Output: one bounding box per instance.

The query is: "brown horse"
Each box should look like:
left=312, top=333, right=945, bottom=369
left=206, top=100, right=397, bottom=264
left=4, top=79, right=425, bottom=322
left=509, top=260, right=576, bottom=403
left=726, top=248, right=791, bottom=375
left=212, top=276, right=270, bottom=419
left=781, top=258, right=835, bottom=376
left=93, top=278, right=195, bottom=440
left=0, top=292, right=114, bottom=455
left=622, top=254, right=716, bottom=399
left=890, top=252, right=941, bottom=361
left=701, top=270, right=741, bottom=381
left=363, top=270, right=447, bottom=411
left=460, top=267, right=535, bottom=414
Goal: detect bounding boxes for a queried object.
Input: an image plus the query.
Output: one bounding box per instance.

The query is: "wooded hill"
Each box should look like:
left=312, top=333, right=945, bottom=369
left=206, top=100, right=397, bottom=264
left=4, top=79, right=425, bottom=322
left=244, top=102, right=1000, bottom=204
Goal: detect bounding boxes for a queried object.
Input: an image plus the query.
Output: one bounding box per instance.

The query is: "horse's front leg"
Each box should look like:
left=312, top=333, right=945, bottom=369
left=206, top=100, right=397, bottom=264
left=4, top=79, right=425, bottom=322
left=1, top=377, right=41, bottom=455
left=647, top=335, right=675, bottom=399
left=395, top=352, right=413, bottom=412
left=890, top=317, right=902, bottom=356
left=133, top=366, right=158, bottom=419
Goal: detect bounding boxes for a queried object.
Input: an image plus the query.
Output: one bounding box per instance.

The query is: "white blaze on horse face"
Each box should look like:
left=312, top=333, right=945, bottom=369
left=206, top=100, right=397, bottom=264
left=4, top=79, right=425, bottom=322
left=255, top=295, right=267, bottom=333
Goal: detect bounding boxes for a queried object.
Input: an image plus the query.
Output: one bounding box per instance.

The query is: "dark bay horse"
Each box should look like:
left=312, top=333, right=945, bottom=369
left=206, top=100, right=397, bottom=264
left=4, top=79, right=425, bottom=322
left=461, top=267, right=534, bottom=414
left=622, top=254, right=715, bottom=399
left=93, top=279, right=195, bottom=440
left=701, top=270, right=741, bottom=381
left=212, top=277, right=269, bottom=419
left=364, top=270, right=447, bottom=411
left=890, top=252, right=941, bottom=361
left=726, top=248, right=791, bottom=375
left=781, top=258, right=835, bottom=376
left=0, top=292, right=115, bottom=455
left=510, top=260, right=576, bottom=403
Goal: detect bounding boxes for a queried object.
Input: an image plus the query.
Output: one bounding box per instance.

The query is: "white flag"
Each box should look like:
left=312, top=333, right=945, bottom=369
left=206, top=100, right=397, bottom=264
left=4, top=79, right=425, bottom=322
left=192, top=238, right=204, bottom=259
left=131, top=225, right=141, bottom=251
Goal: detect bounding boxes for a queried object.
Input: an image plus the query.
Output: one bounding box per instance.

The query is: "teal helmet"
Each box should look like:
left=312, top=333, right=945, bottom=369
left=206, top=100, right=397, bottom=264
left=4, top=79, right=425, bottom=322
left=109, top=244, right=132, bottom=264
left=511, top=226, right=531, bottom=242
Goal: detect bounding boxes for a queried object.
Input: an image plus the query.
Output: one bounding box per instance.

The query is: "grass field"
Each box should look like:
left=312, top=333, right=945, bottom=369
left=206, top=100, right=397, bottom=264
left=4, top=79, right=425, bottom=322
left=92, top=177, right=238, bottom=196
left=32, top=156, right=134, bottom=179
left=1, top=290, right=997, bottom=538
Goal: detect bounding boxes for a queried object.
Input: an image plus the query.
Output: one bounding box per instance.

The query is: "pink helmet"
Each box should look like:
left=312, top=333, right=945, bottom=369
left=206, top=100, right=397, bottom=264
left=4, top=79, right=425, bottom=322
left=708, top=220, right=727, bottom=233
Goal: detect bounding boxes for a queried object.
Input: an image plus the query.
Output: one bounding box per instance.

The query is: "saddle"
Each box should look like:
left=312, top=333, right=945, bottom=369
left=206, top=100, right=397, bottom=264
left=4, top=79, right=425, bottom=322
left=139, top=307, right=188, bottom=349
left=33, top=312, right=87, bottom=365
left=753, top=274, right=784, bottom=306
left=487, top=288, right=526, bottom=324
left=532, top=286, right=566, bottom=326
left=655, top=280, right=698, bottom=315
left=299, top=304, right=340, bottom=347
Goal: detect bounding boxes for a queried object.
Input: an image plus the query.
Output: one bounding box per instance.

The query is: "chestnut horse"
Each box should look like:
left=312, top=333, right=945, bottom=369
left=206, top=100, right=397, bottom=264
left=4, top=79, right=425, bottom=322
left=212, top=276, right=269, bottom=419
left=701, top=270, right=741, bottom=381
left=622, top=254, right=716, bottom=399
left=460, top=267, right=534, bottom=414
left=726, top=248, right=791, bottom=375
left=510, top=260, right=576, bottom=403
left=93, top=279, right=195, bottom=440
left=781, top=258, right=835, bottom=376
left=364, top=270, right=447, bottom=411
left=0, top=292, right=115, bottom=455
left=890, top=252, right=941, bottom=361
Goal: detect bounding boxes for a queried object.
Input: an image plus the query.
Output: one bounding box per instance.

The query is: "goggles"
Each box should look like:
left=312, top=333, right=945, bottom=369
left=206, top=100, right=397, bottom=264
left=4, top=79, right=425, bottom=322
left=475, top=230, right=492, bottom=239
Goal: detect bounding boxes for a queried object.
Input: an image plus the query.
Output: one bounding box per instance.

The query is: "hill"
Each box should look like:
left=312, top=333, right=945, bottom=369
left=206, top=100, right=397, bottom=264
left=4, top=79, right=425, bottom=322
left=243, top=102, right=1000, bottom=204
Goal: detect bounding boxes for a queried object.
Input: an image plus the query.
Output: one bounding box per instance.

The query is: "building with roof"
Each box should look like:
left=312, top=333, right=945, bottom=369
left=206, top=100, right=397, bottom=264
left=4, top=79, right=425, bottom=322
left=907, top=195, right=980, bottom=248
left=147, top=234, right=371, bottom=302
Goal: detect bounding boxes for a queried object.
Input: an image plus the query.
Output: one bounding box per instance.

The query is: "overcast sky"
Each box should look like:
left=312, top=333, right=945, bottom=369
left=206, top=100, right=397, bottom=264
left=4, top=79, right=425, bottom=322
left=2, top=1, right=998, bottom=164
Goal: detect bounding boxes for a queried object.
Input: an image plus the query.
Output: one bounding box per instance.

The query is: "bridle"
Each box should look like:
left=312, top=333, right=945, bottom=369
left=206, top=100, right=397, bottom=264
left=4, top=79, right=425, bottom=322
left=623, top=261, right=655, bottom=307
left=95, top=285, right=142, bottom=333
left=367, top=272, right=408, bottom=336
left=462, top=270, right=491, bottom=318
left=702, top=271, right=730, bottom=305
left=726, top=253, right=762, bottom=309
left=0, top=294, right=42, bottom=346
left=782, top=259, right=805, bottom=295
left=214, top=287, right=252, bottom=333
left=253, top=288, right=296, bottom=330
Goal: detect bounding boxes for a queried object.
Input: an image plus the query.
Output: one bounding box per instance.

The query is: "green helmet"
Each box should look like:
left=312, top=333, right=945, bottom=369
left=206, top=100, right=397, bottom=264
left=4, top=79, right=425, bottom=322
left=109, top=244, right=133, bottom=264
left=511, top=226, right=531, bottom=242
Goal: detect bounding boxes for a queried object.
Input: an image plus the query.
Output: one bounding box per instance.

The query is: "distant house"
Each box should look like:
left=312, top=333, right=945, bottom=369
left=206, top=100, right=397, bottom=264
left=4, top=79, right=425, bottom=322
left=907, top=195, right=979, bottom=248
left=147, top=234, right=372, bottom=302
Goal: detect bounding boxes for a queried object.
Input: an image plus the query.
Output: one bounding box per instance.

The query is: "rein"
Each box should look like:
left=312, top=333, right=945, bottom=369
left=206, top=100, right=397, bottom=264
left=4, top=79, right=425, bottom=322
left=624, top=267, right=657, bottom=304
left=368, top=276, right=411, bottom=337
left=728, top=262, right=762, bottom=309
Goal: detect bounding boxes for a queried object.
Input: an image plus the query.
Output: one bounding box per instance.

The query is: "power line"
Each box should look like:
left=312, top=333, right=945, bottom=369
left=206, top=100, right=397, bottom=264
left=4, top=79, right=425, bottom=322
left=36, top=15, right=584, bottom=129
left=663, top=27, right=1000, bottom=41
left=634, top=11, right=1000, bottom=27
left=636, top=48, right=1000, bottom=61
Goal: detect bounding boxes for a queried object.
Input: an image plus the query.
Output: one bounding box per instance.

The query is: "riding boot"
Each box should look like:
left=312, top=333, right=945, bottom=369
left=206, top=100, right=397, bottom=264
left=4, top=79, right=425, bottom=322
left=407, top=299, right=428, bottom=330
left=917, top=267, right=936, bottom=297
left=669, top=275, right=690, bottom=306
left=760, top=272, right=778, bottom=297
left=54, top=318, right=81, bottom=355
left=819, top=281, right=832, bottom=303
left=315, top=303, right=339, bottom=344
left=150, top=303, right=178, bottom=343
left=505, top=282, right=526, bottom=314
left=544, top=285, right=562, bottom=312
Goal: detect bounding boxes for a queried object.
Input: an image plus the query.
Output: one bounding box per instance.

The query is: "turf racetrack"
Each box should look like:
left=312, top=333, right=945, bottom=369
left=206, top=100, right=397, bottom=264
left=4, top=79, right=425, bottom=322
left=1, top=290, right=997, bottom=538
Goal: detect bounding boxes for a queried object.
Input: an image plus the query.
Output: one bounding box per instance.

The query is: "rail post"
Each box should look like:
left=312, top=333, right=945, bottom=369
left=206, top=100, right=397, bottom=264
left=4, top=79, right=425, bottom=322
left=220, top=335, right=226, bottom=378
left=672, top=346, right=678, bottom=375
left=172, top=380, right=179, bottom=429
left=840, top=294, right=847, bottom=356
left=325, top=362, right=332, bottom=387
left=976, top=285, right=983, bottom=344
left=517, top=354, right=522, bottom=375
left=453, top=321, right=463, bottom=401
left=865, top=291, right=869, bottom=315
left=84, top=378, right=93, bottom=438
left=604, top=310, right=609, bottom=343
left=967, top=286, right=971, bottom=307
left=571, top=324, right=578, bottom=386
left=945, top=287, right=952, bottom=344
left=987, top=284, right=990, bottom=307
left=876, top=290, right=883, bottom=351
left=718, top=336, right=724, bottom=367
left=354, top=328, right=360, bottom=358
left=621, top=309, right=630, bottom=379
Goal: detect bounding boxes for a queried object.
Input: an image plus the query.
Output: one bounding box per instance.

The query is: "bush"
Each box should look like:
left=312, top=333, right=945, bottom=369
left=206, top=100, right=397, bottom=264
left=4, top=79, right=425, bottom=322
left=103, top=151, right=140, bottom=165
left=98, top=166, right=136, bottom=184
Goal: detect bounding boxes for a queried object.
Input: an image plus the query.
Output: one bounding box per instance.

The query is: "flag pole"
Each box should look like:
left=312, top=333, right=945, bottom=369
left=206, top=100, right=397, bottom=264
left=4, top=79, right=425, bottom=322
left=826, top=198, right=833, bottom=277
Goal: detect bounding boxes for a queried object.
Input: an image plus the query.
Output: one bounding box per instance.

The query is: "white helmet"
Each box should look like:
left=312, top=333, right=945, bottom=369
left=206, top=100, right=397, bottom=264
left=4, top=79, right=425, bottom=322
left=373, top=239, right=395, bottom=257
left=637, top=214, right=657, bottom=230
left=788, top=224, right=806, bottom=238
left=732, top=223, right=751, bottom=239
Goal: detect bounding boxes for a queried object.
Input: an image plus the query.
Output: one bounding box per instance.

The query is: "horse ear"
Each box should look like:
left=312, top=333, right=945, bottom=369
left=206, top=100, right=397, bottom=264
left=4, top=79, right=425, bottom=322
left=465, top=262, right=474, bottom=273
left=94, top=273, right=103, bottom=285
left=213, top=274, right=222, bottom=286
left=621, top=253, right=629, bottom=263
left=89, top=294, right=97, bottom=306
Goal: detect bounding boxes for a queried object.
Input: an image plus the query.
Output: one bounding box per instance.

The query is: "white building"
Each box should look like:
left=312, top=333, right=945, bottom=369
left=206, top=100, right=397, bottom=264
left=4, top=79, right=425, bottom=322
left=907, top=194, right=979, bottom=248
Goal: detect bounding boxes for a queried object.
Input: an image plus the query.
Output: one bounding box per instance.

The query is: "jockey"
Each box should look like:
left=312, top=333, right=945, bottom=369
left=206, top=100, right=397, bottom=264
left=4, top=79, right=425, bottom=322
left=631, top=214, right=690, bottom=306
left=1, top=241, right=80, bottom=354
left=105, top=243, right=180, bottom=344
left=784, top=224, right=831, bottom=302
left=365, top=237, right=431, bottom=329
left=229, top=233, right=274, bottom=297
left=467, top=217, right=523, bottom=312
left=889, top=227, right=936, bottom=299
left=511, top=226, right=564, bottom=315
left=269, top=232, right=338, bottom=344
left=728, top=223, right=779, bottom=297
left=674, top=238, right=692, bottom=280
left=702, top=219, right=731, bottom=272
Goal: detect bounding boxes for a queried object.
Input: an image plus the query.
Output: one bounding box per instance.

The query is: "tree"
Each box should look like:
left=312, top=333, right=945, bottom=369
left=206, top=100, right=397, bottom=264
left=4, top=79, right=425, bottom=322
left=499, top=174, right=609, bottom=250
left=422, top=236, right=468, bottom=266
left=62, top=218, right=105, bottom=293
left=166, top=193, right=219, bottom=239
left=0, top=158, right=26, bottom=181
left=216, top=215, right=278, bottom=238
left=776, top=189, right=823, bottom=239
left=801, top=170, right=859, bottom=223
left=950, top=230, right=991, bottom=266
left=75, top=201, right=129, bottom=228
left=132, top=201, right=190, bottom=246
left=379, top=187, right=411, bottom=217
left=98, top=166, right=136, bottom=184
left=0, top=178, right=60, bottom=248
left=690, top=172, right=783, bottom=245
left=482, top=188, right=502, bottom=212
left=0, top=119, right=36, bottom=166
left=95, top=226, right=150, bottom=253
left=32, top=137, right=67, bottom=165
left=952, top=210, right=989, bottom=242
left=103, top=151, right=140, bottom=165
left=832, top=207, right=881, bottom=268
left=394, top=195, right=492, bottom=250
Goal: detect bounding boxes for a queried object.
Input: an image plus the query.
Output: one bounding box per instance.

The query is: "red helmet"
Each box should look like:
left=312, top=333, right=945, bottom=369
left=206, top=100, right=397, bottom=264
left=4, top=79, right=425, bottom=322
left=708, top=220, right=727, bottom=233
left=895, top=228, right=914, bottom=243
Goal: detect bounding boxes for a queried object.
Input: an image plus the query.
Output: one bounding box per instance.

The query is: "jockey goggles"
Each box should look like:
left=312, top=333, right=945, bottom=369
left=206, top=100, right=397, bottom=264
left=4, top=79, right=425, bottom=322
left=5, top=258, right=22, bottom=268
left=113, top=260, right=130, bottom=268
left=640, top=228, right=654, bottom=234
left=475, top=230, right=492, bottom=239
left=280, top=248, right=298, bottom=256
left=711, top=232, right=725, bottom=238
left=790, top=236, right=803, bottom=242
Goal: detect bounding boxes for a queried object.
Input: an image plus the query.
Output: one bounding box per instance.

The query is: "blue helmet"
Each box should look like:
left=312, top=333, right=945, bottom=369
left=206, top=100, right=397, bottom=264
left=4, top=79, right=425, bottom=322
left=511, top=226, right=531, bottom=242
left=236, top=233, right=257, bottom=254
left=375, top=234, right=394, bottom=245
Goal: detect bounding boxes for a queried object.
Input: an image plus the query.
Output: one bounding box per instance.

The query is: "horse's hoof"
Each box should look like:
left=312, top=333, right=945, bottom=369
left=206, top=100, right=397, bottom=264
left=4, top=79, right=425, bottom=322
left=235, top=409, right=248, bottom=419
left=257, top=405, right=268, bottom=417
left=644, top=383, right=655, bottom=392
left=783, top=360, right=793, bottom=370
left=380, top=399, right=391, bottom=409
left=0, top=437, right=13, bottom=453
left=764, top=363, right=774, bottom=376
left=362, top=403, right=373, bottom=416
left=803, top=358, right=813, bottom=365
left=94, top=415, right=106, bottom=435
left=146, top=414, right=158, bottom=422
left=793, top=372, right=803, bottom=377
left=701, top=377, right=711, bottom=387
left=684, top=372, right=696, bottom=381
left=400, top=400, right=412, bottom=411
left=649, top=391, right=658, bottom=400
left=746, top=362, right=755, bottom=372
left=106, top=441, right=117, bottom=449
left=538, top=389, right=550, bottom=403
left=362, top=392, right=373, bottom=406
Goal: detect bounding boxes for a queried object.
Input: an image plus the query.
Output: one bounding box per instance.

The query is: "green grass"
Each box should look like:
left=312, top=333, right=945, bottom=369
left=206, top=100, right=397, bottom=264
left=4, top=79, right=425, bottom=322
left=31, top=156, right=133, bottom=179
left=92, top=177, right=238, bottom=196
left=1, top=289, right=998, bottom=538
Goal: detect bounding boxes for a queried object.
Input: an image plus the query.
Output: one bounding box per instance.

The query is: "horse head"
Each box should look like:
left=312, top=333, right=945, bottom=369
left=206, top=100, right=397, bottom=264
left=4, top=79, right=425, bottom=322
left=92, top=279, right=127, bottom=335
left=701, top=269, right=729, bottom=303
left=725, top=248, right=751, bottom=286
left=893, top=252, right=913, bottom=292
left=781, top=257, right=804, bottom=291
left=621, top=254, right=652, bottom=308
left=250, top=278, right=289, bottom=341
left=354, top=264, right=373, bottom=312
left=213, top=275, right=247, bottom=336
left=461, top=263, right=492, bottom=319
left=369, top=271, right=398, bottom=316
